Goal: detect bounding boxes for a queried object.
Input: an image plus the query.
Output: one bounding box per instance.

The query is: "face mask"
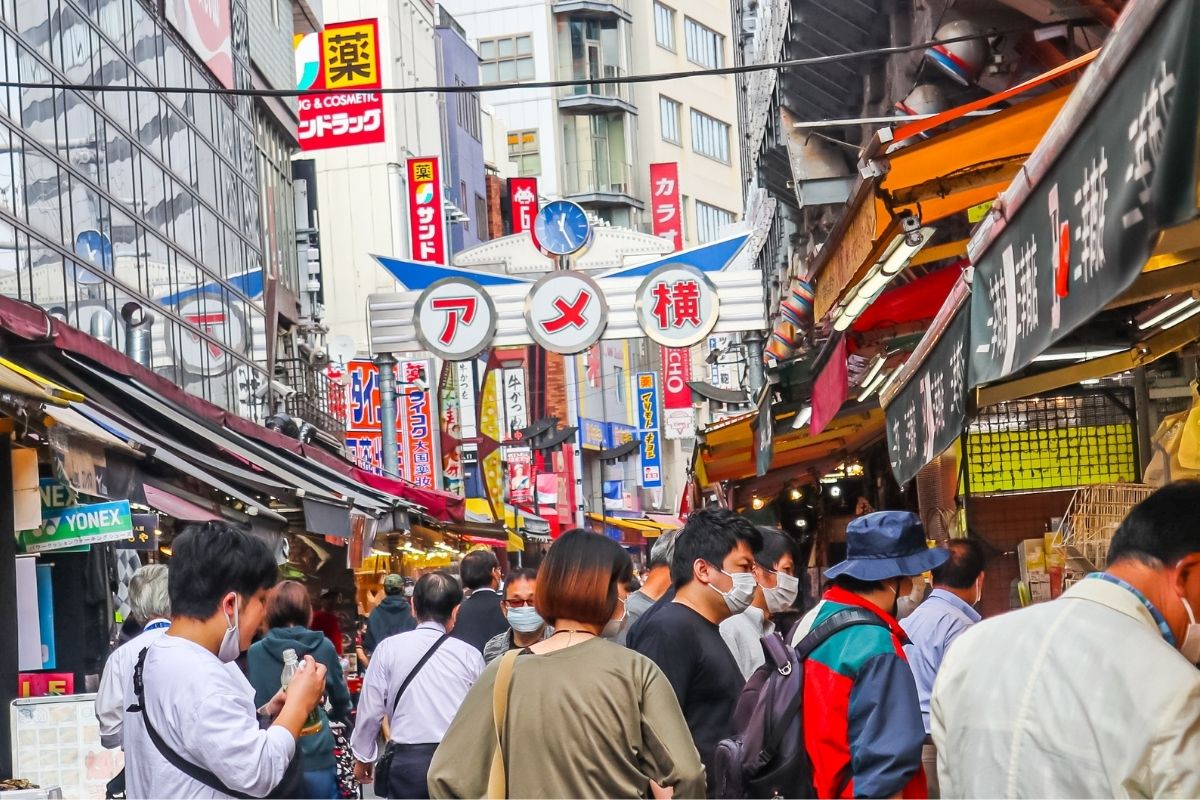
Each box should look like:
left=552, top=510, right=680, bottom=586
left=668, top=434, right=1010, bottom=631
left=601, top=598, right=628, bottom=639
left=1180, top=594, right=1200, bottom=664
left=507, top=606, right=545, bottom=634
left=710, top=569, right=757, bottom=615
left=218, top=595, right=241, bottom=663
left=762, top=571, right=800, bottom=614
left=403, top=586, right=414, bottom=598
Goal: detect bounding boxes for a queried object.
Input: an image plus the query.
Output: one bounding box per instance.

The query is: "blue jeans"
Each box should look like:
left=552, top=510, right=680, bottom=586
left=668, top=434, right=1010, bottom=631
left=302, top=766, right=340, bottom=799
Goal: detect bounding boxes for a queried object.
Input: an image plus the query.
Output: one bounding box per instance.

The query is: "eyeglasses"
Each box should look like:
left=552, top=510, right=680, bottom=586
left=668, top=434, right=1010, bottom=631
left=505, top=598, right=535, bottom=608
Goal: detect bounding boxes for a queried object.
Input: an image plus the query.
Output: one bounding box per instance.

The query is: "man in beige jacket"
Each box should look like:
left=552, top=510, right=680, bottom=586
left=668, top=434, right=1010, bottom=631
left=932, top=482, right=1200, bottom=797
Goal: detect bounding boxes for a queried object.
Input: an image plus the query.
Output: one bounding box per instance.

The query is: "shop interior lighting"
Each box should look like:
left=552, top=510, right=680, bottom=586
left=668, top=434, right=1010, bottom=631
left=1162, top=302, right=1200, bottom=329
left=788, top=486, right=804, bottom=501
left=877, top=367, right=903, bottom=400
left=791, top=405, right=813, bottom=430
left=833, top=227, right=936, bottom=332
left=828, top=485, right=843, bottom=498
left=795, top=517, right=809, bottom=529
left=751, top=496, right=765, bottom=510
left=1080, top=378, right=1101, bottom=385
left=1032, top=348, right=1123, bottom=363
left=856, top=355, right=888, bottom=400
left=1137, top=295, right=1195, bottom=329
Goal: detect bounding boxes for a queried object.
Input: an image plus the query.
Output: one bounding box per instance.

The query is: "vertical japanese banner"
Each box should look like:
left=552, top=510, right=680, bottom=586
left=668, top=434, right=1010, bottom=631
left=439, top=364, right=463, bottom=495
left=649, top=162, right=683, bottom=251
left=407, top=157, right=447, bottom=265
left=295, top=19, right=386, bottom=151
left=508, top=446, right=533, bottom=506
left=661, top=345, right=695, bottom=440
left=509, top=177, right=538, bottom=235
left=636, top=373, right=663, bottom=489
left=502, top=368, right=528, bottom=440
left=399, top=358, right=437, bottom=488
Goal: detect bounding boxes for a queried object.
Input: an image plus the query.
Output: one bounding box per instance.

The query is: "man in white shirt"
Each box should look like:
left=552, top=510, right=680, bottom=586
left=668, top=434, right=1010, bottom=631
left=97, top=564, right=172, bottom=749
left=352, top=571, right=485, bottom=798
left=123, top=522, right=327, bottom=799
left=720, top=527, right=799, bottom=678
left=933, top=482, right=1200, bottom=798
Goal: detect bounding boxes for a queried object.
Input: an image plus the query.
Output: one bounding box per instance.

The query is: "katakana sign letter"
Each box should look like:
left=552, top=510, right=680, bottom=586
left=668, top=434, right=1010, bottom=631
left=429, top=296, right=479, bottom=345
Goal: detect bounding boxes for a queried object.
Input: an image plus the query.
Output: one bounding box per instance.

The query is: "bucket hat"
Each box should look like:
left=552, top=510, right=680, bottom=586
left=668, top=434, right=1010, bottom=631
left=824, top=510, right=948, bottom=581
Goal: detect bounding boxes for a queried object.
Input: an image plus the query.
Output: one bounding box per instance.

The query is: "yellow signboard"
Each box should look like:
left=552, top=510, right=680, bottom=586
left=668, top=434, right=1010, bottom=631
left=322, top=20, right=379, bottom=89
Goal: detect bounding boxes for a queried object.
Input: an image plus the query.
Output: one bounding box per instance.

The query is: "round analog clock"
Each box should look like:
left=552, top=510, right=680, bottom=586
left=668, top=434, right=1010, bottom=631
left=532, top=200, right=592, bottom=258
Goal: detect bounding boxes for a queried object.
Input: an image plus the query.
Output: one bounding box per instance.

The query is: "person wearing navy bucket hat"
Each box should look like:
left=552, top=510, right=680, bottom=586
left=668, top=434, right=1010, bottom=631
left=787, top=511, right=948, bottom=799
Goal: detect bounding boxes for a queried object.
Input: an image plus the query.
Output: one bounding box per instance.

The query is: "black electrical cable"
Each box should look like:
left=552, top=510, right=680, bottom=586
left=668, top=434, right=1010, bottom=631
left=0, top=22, right=1083, bottom=99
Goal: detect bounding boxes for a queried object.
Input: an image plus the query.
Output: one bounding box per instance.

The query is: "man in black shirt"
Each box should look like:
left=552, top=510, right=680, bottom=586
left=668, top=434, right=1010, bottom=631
left=631, top=507, right=763, bottom=793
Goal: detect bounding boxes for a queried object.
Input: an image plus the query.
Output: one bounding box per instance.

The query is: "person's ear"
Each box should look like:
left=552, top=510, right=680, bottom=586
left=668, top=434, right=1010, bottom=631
left=1173, top=553, right=1200, bottom=595
left=694, top=558, right=712, bottom=585
left=448, top=605, right=460, bottom=632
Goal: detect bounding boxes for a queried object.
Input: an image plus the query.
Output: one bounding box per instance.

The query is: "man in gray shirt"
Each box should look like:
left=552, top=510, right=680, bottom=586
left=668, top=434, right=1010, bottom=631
left=618, top=529, right=679, bottom=645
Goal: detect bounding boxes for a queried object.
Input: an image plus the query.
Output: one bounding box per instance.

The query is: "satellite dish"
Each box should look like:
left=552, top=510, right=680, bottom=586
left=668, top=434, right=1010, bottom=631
left=328, top=335, right=357, bottom=366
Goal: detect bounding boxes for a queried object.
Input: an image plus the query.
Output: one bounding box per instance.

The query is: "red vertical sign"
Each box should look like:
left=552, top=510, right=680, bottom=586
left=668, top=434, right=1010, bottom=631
left=649, top=162, right=682, bottom=252
left=651, top=163, right=690, bottom=412
left=509, top=177, right=538, bottom=235
left=296, top=19, right=386, bottom=152
left=407, top=157, right=446, bottom=265
left=661, top=345, right=693, bottom=409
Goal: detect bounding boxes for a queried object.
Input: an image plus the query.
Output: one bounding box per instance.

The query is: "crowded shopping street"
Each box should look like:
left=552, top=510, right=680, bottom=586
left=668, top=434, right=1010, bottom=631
left=2, top=0, right=1200, bottom=796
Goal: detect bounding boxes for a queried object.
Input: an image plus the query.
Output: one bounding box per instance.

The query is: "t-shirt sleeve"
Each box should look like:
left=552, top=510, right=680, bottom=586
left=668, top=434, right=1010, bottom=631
left=187, top=690, right=296, bottom=797
left=634, top=620, right=694, bottom=708
left=427, top=662, right=500, bottom=799
left=846, top=652, right=924, bottom=798
left=637, top=664, right=707, bottom=799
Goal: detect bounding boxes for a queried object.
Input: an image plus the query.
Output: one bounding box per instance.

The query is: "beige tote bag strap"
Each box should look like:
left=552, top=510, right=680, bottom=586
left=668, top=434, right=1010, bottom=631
left=486, top=649, right=519, bottom=799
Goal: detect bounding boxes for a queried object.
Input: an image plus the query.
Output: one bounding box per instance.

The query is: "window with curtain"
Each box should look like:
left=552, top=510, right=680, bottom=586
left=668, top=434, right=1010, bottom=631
left=659, top=96, right=681, bottom=144
left=696, top=201, right=734, bottom=243
left=690, top=110, right=730, bottom=163
left=684, top=18, right=724, bottom=68
left=654, top=3, right=676, bottom=50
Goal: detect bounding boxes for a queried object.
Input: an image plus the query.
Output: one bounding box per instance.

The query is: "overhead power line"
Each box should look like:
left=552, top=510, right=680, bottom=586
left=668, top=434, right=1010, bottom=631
left=0, top=23, right=1081, bottom=99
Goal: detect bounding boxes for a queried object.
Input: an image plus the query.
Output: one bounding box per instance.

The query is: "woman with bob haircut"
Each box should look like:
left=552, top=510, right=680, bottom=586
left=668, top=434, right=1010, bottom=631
left=428, top=530, right=705, bottom=799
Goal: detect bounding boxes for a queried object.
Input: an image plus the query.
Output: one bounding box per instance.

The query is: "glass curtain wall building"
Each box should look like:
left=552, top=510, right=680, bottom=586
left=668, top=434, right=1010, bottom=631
left=0, top=0, right=270, bottom=420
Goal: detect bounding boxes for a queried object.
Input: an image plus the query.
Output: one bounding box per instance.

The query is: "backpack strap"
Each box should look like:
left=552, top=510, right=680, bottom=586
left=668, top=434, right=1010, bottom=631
left=759, top=609, right=889, bottom=761
left=795, top=607, right=888, bottom=661
left=132, top=646, right=253, bottom=800
left=389, top=633, right=451, bottom=717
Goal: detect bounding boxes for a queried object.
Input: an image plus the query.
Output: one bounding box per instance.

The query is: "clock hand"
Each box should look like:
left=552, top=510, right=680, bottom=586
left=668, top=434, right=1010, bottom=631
left=558, top=214, right=574, bottom=248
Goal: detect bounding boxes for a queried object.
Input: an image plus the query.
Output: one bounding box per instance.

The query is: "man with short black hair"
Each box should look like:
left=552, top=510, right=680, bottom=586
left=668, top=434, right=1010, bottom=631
left=900, top=537, right=986, bottom=796
left=451, top=549, right=507, bottom=652
left=352, top=572, right=485, bottom=798
left=934, top=482, right=1200, bottom=797
left=618, top=529, right=679, bottom=645
left=720, top=527, right=799, bottom=678
left=123, top=523, right=327, bottom=799
left=631, top=507, right=763, bottom=789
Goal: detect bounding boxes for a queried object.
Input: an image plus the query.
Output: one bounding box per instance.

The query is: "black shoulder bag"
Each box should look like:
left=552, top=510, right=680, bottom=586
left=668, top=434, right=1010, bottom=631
left=373, top=634, right=450, bottom=799
left=129, top=647, right=306, bottom=799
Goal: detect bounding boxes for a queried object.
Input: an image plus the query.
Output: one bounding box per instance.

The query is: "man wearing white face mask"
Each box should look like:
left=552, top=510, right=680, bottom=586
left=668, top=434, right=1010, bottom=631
left=720, top=527, right=799, bottom=678
left=933, top=482, right=1200, bottom=798
left=631, top=507, right=763, bottom=794
left=123, top=522, right=328, bottom=799
left=483, top=568, right=553, bottom=662
left=899, top=537, right=985, bottom=797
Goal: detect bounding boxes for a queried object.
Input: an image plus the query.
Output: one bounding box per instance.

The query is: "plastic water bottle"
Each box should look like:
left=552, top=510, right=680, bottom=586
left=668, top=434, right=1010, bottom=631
left=281, top=648, right=324, bottom=736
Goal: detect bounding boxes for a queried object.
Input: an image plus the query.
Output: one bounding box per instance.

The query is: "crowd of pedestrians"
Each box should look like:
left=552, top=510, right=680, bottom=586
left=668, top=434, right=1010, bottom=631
left=97, top=482, right=1200, bottom=799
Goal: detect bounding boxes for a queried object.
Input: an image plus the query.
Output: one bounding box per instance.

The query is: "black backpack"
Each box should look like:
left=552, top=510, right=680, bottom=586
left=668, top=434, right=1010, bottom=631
left=711, top=608, right=887, bottom=799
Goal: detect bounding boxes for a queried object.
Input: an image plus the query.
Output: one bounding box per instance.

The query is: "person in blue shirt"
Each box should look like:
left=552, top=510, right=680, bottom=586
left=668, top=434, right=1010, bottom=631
left=900, top=537, right=987, bottom=798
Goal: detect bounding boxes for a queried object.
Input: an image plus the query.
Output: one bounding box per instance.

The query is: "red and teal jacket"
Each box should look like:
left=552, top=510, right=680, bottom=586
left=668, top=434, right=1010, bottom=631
left=800, top=586, right=927, bottom=799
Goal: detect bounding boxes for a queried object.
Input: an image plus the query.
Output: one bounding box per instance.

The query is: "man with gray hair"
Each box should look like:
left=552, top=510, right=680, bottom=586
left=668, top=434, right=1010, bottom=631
left=96, top=564, right=171, bottom=749
left=617, top=529, right=679, bottom=645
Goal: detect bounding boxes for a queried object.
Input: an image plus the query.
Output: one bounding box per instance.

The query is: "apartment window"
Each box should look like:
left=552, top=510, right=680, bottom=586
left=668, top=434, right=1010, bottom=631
left=455, top=78, right=481, bottom=140
left=691, top=110, right=730, bottom=163
left=475, top=193, right=488, bottom=239
left=508, top=129, right=541, bottom=176
left=654, top=3, right=676, bottom=50
left=659, top=96, right=681, bottom=144
left=479, top=35, right=535, bottom=83
left=685, top=18, right=724, bottom=68
left=696, top=201, right=734, bottom=243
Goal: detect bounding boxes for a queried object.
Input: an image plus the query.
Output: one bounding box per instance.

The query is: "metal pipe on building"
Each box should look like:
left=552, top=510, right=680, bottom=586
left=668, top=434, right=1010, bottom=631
left=120, top=302, right=154, bottom=369
left=744, top=331, right=767, bottom=396
left=377, top=352, right=399, bottom=477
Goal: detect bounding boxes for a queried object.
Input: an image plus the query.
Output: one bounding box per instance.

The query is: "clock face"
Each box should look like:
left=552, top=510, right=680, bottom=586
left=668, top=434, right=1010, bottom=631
left=533, top=200, right=592, bottom=257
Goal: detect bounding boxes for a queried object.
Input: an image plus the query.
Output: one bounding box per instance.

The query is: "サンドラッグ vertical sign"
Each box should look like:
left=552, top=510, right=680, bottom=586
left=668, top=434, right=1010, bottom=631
left=407, top=157, right=447, bottom=265
left=636, top=373, right=663, bottom=488
left=296, top=19, right=386, bottom=151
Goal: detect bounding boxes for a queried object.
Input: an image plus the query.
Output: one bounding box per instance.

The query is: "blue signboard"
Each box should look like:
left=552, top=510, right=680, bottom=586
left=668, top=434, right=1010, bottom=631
left=636, top=372, right=662, bottom=488
left=580, top=417, right=609, bottom=450
left=73, top=230, right=113, bottom=285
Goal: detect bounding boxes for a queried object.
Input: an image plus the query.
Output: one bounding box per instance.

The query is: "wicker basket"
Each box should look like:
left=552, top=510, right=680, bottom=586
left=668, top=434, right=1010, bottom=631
left=1057, top=483, right=1155, bottom=570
